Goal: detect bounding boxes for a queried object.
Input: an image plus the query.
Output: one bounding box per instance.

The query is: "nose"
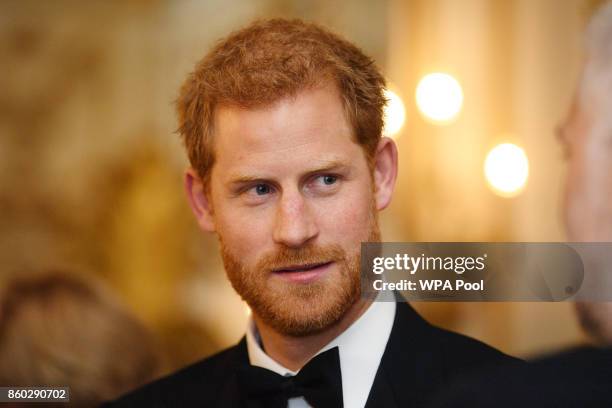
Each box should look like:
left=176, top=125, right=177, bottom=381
left=272, top=189, right=319, bottom=248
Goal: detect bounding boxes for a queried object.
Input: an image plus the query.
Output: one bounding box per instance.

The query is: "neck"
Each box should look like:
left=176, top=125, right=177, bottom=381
left=253, top=297, right=373, bottom=372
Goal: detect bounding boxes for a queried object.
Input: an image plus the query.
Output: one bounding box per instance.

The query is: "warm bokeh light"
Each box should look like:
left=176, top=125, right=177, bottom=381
left=415, top=73, right=463, bottom=123
left=484, top=143, right=529, bottom=197
left=383, top=88, right=406, bottom=138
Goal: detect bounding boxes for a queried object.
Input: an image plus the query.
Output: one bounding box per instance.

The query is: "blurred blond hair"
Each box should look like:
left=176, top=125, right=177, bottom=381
left=0, top=271, right=161, bottom=407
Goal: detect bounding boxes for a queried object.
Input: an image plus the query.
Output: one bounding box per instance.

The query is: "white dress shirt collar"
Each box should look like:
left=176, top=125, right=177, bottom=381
left=246, top=298, right=396, bottom=408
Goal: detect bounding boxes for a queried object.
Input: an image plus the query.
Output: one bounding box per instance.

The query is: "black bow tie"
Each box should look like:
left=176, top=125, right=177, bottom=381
left=237, top=346, right=343, bottom=408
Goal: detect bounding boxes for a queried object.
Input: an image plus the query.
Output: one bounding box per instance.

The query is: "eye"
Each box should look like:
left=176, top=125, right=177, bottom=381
left=307, top=174, right=341, bottom=195
left=254, top=183, right=271, bottom=195
left=320, top=175, right=337, bottom=185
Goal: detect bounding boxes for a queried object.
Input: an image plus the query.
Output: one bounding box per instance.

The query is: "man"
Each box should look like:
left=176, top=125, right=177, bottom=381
left=107, top=19, right=515, bottom=408
left=564, top=0, right=612, bottom=346
left=429, top=3, right=612, bottom=407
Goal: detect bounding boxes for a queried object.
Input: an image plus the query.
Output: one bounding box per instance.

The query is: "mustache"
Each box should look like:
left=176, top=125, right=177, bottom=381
left=256, top=244, right=346, bottom=272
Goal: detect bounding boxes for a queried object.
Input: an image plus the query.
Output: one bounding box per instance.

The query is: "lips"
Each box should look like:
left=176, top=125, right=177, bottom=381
left=271, top=261, right=334, bottom=283
left=273, top=262, right=332, bottom=273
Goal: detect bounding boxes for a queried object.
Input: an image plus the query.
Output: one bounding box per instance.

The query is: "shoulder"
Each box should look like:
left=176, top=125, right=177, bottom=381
left=428, top=322, right=520, bottom=372
left=391, top=302, right=520, bottom=375
left=103, top=340, right=246, bottom=408
left=429, top=347, right=612, bottom=408
left=373, top=302, right=521, bottom=407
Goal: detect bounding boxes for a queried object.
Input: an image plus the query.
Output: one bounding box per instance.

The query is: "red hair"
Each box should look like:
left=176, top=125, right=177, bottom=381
left=177, top=18, right=387, bottom=184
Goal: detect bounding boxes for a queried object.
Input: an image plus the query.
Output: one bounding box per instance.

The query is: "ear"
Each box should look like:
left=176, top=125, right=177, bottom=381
left=184, top=168, right=216, bottom=232
left=373, top=137, right=398, bottom=211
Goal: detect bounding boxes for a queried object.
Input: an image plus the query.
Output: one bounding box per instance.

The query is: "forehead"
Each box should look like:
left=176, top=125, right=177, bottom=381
left=211, top=84, right=363, bottom=178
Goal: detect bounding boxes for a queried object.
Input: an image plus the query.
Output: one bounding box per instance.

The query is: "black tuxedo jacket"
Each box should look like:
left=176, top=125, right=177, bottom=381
left=105, top=303, right=518, bottom=407
left=428, top=347, right=612, bottom=408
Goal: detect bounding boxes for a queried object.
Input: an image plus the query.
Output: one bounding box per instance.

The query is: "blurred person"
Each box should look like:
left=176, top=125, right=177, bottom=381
left=0, top=270, right=161, bottom=407
left=564, top=1, right=612, bottom=346
left=107, top=18, right=516, bottom=408
left=428, top=3, right=612, bottom=407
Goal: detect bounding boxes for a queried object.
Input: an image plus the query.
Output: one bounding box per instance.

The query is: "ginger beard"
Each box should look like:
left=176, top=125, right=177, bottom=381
left=220, top=198, right=381, bottom=337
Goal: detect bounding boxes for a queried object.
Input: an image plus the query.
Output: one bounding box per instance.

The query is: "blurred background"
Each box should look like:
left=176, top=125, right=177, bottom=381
left=0, top=0, right=606, bottom=377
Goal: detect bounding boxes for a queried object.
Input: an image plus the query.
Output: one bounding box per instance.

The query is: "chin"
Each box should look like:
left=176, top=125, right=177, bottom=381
left=253, top=279, right=360, bottom=337
left=575, top=302, right=612, bottom=345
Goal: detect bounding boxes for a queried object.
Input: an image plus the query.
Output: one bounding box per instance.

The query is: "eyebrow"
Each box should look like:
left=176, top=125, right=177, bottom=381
left=226, top=159, right=353, bottom=187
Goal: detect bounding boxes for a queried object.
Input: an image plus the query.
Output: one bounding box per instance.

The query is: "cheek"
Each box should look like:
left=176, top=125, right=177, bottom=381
left=316, top=186, right=375, bottom=245
left=565, top=145, right=588, bottom=199
left=215, top=206, right=273, bottom=264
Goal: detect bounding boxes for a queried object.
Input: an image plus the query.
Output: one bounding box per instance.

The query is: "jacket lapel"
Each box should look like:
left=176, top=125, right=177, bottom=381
left=170, top=338, right=251, bottom=408
left=365, top=302, right=444, bottom=408
left=213, top=338, right=250, bottom=408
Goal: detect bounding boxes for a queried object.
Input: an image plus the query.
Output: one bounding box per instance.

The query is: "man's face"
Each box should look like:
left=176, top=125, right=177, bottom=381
left=188, top=84, right=395, bottom=336
left=559, top=86, right=612, bottom=241
left=558, top=95, right=595, bottom=241
left=559, top=76, right=612, bottom=344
